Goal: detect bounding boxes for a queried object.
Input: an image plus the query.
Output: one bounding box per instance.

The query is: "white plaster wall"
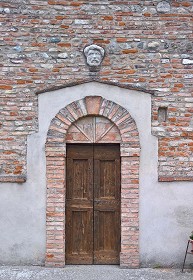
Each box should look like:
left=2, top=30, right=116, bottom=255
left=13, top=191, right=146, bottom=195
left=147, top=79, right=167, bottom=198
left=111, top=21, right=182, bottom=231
left=0, top=82, right=192, bottom=266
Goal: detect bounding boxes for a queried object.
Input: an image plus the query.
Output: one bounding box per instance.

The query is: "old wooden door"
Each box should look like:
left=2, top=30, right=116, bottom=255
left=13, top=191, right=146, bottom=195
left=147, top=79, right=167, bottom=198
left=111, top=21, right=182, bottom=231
left=66, top=144, right=120, bottom=264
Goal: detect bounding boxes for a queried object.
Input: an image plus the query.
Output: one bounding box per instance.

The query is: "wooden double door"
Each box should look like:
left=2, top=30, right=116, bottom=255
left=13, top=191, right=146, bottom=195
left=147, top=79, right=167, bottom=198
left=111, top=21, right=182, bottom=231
left=66, top=144, right=120, bottom=264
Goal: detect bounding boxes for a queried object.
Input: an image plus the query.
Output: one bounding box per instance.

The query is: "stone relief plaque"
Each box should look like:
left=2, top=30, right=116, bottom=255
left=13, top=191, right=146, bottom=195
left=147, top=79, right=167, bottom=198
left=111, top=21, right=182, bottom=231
left=83, top=44, right=105, bottom=70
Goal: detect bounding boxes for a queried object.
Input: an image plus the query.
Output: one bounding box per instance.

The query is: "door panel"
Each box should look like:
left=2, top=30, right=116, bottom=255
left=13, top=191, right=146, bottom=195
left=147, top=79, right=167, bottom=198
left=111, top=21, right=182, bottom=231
left=94, top=210, right=120, bottom=264
left=66, top=144, right=120, bottom=265
left=66, top=209, right=93, bottom=264
left=98, top=160, right=116, bottom=198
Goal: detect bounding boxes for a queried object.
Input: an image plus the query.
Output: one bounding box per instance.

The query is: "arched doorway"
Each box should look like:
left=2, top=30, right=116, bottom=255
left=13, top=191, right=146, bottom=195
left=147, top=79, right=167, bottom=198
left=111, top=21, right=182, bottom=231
left=65, top=115, right=121, bottom=264
left=45, top=96, right=140, bottom=268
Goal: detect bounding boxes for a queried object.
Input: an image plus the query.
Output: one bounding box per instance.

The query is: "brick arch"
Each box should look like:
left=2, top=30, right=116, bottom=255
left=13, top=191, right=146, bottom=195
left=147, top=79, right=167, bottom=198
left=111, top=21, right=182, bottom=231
left=45, top=96, right=140, bottom=268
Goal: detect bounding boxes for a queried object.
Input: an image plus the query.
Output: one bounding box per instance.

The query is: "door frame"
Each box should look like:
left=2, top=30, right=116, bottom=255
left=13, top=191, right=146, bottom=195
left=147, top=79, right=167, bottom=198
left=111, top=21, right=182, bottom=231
left=45, top=96, right=140, bottom=268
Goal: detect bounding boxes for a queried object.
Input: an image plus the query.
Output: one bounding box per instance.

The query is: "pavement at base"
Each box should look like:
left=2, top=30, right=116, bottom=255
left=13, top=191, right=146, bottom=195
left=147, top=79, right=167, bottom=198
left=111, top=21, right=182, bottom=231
left=0, top=265, right=193, bottom=280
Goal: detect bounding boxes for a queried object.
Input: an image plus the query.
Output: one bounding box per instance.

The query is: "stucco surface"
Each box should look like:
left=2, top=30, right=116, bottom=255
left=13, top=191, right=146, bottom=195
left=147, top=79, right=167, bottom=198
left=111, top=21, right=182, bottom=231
left=0, top=82, right=192, bottom=266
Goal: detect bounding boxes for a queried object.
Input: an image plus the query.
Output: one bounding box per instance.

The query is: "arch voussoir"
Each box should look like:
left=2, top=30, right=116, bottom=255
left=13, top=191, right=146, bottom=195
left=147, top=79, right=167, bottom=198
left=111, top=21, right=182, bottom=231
left=66, top=104, right=81, bottom=120
left=85, top=96, right=102, bottom=115
left=59, top=108, right=75, bottom=124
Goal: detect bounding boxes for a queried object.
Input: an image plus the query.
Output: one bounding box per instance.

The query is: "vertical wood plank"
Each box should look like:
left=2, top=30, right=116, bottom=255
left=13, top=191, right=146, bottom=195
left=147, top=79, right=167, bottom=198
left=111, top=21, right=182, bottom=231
left=94, top=144, right=120, bottom=264
left=66, top=144, right=93, bottom=264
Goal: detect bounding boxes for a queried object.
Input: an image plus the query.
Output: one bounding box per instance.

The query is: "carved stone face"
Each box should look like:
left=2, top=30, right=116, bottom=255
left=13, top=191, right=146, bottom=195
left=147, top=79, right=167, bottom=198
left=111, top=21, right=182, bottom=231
left=86, top=49, right=102, bottom=66
left=84, top=44, right=105, bottom=67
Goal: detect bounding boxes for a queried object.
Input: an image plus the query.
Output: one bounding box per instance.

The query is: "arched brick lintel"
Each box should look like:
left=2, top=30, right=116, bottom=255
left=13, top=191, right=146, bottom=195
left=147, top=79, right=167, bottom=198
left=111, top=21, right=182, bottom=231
left=45, top=96, right=140, bottom=268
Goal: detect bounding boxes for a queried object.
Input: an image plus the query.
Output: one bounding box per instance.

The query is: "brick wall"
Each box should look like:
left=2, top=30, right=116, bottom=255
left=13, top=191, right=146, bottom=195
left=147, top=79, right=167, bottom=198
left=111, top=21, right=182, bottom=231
left=0, top=2, right=193, bottom=180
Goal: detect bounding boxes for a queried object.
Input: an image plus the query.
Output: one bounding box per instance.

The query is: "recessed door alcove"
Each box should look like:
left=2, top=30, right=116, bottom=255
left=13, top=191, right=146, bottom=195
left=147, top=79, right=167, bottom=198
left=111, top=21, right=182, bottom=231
left=45, top=96, right=140, bottom=268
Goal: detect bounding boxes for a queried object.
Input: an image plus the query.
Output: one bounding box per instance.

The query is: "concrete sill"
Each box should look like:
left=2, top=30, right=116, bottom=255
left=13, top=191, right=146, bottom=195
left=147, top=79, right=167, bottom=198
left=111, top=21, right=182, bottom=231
left=158, top=176, right=193, bottom=182
left=0, top=175, right=27, bottom=183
